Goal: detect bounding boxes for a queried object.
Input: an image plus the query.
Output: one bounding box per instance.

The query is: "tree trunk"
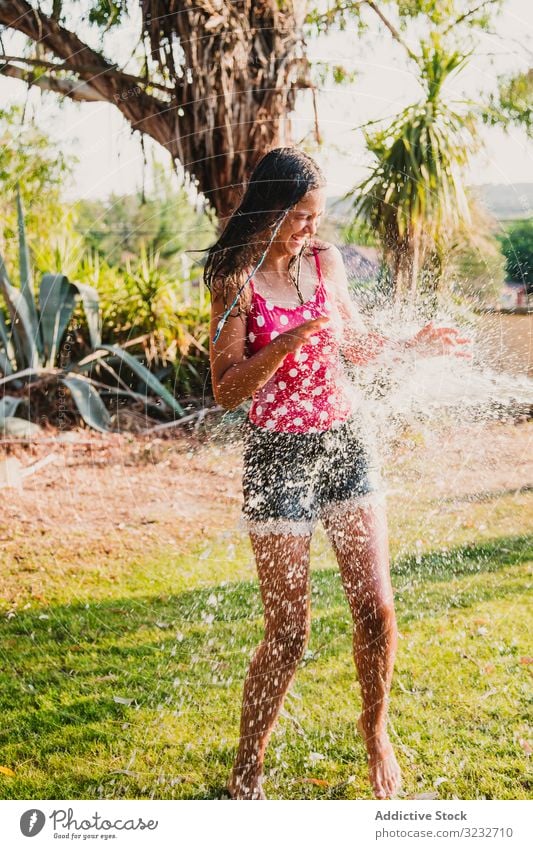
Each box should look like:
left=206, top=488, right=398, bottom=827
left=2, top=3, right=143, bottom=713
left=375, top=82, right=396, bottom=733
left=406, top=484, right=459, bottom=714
left=144, top=0, right=311, bottom=219
left=390, top=238, right=411, bottom=305
left=408, top=224, right=420, bottom=304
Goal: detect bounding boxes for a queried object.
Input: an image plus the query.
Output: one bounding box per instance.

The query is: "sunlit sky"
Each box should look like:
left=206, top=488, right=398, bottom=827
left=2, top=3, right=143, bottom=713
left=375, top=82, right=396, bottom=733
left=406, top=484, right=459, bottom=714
left=1, top=0, right=531, bottom=201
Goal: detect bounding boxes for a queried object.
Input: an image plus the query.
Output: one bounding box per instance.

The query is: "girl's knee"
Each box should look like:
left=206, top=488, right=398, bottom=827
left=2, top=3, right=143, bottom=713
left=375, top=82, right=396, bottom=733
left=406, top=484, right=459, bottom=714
left=266, top=620, right=310, bottom=666
left=357, top=598, right=397, bottom=636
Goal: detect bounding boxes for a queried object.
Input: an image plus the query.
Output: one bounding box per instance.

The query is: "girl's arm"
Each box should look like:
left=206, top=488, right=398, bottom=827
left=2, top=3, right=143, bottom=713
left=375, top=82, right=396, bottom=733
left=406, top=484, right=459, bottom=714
left=209, top=281, right=329, bottom=410
left=320, top=245, right=470, bottom=364
left=319, top=245, right=392, bottom=364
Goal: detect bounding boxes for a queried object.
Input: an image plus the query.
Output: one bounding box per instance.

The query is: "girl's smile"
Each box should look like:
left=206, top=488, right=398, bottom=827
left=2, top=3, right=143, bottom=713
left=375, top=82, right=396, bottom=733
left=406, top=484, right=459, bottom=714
left=267, top=188, right=326, bottom=265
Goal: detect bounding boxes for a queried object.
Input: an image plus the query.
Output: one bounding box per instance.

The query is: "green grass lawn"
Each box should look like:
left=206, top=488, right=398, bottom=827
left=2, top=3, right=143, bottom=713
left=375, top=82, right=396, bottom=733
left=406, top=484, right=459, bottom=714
left=0, top=490, right=531, bottom=800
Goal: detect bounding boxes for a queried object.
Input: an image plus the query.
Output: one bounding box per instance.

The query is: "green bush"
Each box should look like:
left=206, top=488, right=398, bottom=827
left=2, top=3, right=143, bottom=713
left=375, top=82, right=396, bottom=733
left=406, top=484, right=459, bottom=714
left=0, top=196, right=184, bottom=432
left=499, top=219, right=533, bottom=290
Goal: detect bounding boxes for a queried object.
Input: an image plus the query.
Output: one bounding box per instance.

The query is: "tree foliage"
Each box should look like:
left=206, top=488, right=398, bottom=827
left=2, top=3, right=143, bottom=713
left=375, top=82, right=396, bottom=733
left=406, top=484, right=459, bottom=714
left=0, top=106, right=75, bottom=272
left=481, top=69, right=533, bottom=137
left=499, top=219, right=533, bottom=290
left=0, top=0, right=528, bottom=308
left=75, top=163, right=216, bottom=271
left=448, top=196, right=506, bottom=306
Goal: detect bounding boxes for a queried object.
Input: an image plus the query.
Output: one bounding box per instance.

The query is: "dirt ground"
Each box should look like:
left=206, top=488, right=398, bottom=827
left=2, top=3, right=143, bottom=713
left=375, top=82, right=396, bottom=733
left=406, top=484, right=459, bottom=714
left=1, top=419, right=531, bottom=565
left=0, top=428, right=242, bottom=561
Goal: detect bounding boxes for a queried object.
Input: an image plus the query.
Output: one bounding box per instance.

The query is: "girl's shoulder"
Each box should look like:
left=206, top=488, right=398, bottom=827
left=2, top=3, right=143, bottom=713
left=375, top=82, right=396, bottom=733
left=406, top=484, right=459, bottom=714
left=305, top=240, right=344, bottom=276
left=306, top=242, right=352, bottom=310
left=305, top=237, right=332, bottom=255
left=307, top=239, right=341, bottom=258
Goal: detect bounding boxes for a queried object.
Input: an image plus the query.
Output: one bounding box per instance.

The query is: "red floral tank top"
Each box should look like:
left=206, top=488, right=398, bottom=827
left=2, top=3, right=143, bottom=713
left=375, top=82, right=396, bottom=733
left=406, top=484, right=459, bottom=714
left=246, top=247, right=354, bottom=433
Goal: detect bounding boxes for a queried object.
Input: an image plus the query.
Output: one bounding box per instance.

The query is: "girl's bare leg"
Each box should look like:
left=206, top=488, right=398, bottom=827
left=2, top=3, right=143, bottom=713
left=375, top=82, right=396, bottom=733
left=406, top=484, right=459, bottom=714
left=323, top=499, right=401, bottom=799
left=228, top=531, right=311, bottom=799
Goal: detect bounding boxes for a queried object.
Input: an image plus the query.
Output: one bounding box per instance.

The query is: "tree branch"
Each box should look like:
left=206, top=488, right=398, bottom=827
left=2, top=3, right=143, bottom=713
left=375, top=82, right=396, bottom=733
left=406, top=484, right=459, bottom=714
left=307, top=0, right=366, bottom=29
left=0, top=63, right=108, bottom=102
left=443, top=0, right=502, bottom=35
left=365, top=1, right=418, bottom=63
left=0, top=54, right=175, bottom=95
left=0, top=0, right=312, bottom=218
left=0, top=0, right=172, bottom=146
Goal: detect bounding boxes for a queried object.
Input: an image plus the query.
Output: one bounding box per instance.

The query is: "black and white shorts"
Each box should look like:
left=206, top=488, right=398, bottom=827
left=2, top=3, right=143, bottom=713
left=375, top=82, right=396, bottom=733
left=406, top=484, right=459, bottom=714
left=241, top=416, right=384, bottom=536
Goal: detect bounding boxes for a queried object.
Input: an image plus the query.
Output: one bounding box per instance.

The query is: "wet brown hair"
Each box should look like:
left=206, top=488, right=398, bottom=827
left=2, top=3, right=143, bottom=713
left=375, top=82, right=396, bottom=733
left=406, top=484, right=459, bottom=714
left=204, top=147, right=326, bottom=317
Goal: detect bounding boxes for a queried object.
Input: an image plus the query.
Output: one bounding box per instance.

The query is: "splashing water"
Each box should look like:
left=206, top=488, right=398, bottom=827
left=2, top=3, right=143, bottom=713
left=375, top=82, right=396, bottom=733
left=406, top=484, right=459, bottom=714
left=342, top=297, right=532, bottom=456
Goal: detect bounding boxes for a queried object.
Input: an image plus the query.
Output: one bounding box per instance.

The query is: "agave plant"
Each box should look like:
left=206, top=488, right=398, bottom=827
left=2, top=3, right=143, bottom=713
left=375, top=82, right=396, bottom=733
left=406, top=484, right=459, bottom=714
left=0, top=192, right=184, bottom=433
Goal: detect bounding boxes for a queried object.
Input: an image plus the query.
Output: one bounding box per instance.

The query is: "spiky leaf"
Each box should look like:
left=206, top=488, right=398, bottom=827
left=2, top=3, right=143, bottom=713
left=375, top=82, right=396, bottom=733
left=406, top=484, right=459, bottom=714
left=0, top=254, right=40, bottom=370
left=0, top=350, right=13, bottom=378
left=0, top=312, right=14, bottom=375
left=61, top=376, right=111, bottom=432
left=75, top=282, right=102, bottom=349
left=38, top=273, right=77, bottom=366
left=0, top=416, right=41, bottom=438
left=16, top=187, right=40, bottom=344
left=92, top=344, right=184, bottom=416
left=39, top=275, right=102, bottom=365
left=0, top=395, right=23, bottom=418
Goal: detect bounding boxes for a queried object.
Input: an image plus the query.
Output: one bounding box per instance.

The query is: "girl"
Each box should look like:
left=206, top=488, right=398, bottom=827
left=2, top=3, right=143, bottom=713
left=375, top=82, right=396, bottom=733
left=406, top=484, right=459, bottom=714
left=205, top=147, right=468, bottom=800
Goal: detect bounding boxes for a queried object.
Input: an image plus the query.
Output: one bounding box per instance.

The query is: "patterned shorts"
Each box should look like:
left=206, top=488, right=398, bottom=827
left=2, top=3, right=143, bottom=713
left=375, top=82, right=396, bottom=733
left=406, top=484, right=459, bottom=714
left=241, top=416, right=384, bottom=536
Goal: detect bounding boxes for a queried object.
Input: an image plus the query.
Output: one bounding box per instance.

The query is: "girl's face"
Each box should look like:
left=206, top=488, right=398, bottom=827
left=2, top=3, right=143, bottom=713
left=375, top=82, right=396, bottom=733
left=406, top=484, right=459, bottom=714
left=277, top=188, right=326, bottom=256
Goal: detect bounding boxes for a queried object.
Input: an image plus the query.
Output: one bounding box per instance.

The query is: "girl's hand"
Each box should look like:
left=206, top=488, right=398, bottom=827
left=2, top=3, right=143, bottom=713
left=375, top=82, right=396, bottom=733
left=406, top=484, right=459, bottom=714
left=342, top=331, right=387, bottom=365
left=275, top=316, right=330, bottom=357
left=409, top=321, right=472, bottom=358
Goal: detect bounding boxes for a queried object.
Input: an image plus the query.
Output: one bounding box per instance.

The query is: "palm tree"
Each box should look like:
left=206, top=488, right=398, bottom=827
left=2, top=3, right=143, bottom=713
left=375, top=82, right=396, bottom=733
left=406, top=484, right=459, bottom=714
left=351, top=39, right=479, bottom=304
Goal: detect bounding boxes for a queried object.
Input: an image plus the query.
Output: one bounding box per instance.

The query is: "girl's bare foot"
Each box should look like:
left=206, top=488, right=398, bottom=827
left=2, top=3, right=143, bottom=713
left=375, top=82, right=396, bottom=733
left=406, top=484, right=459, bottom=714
left=227, top=769, right=267, bottom=800
left=357, top=716, right=402, bottom=799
